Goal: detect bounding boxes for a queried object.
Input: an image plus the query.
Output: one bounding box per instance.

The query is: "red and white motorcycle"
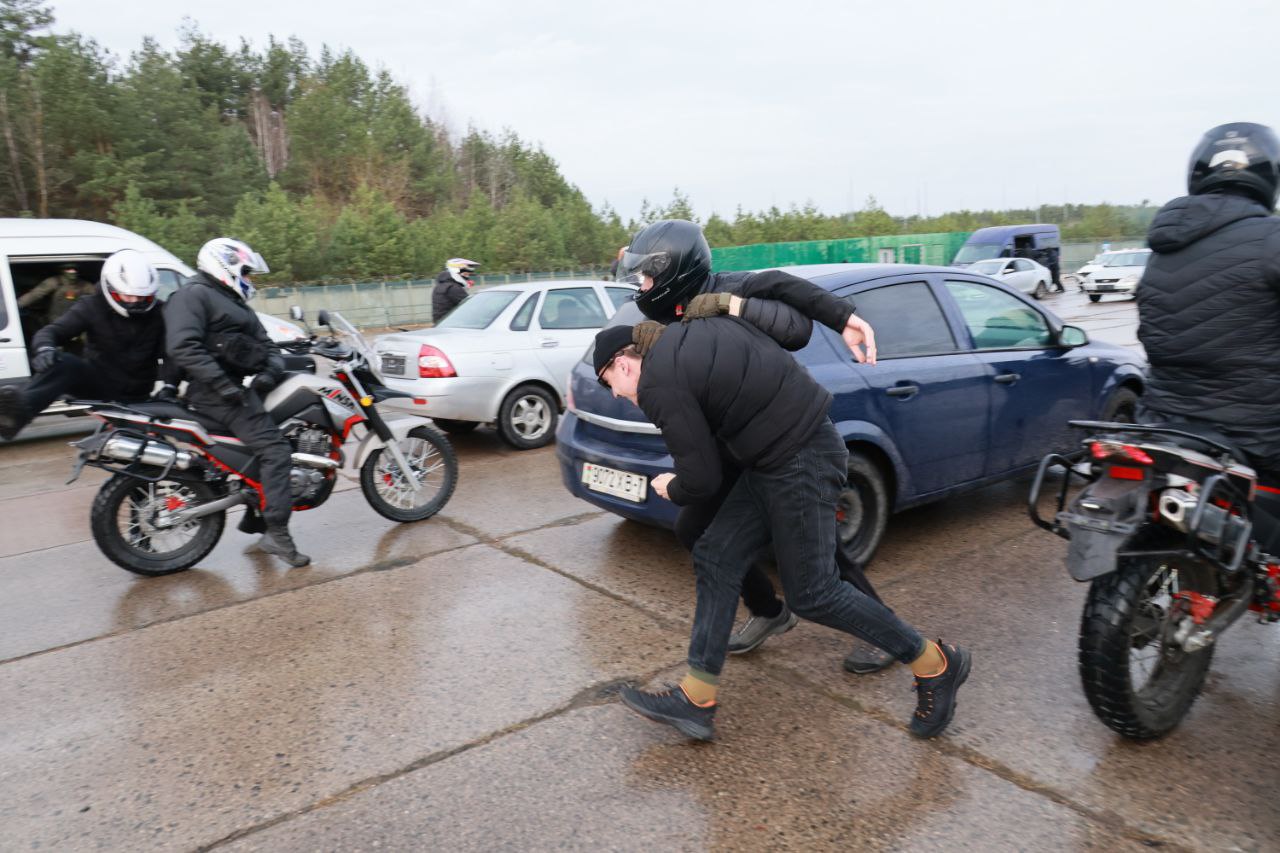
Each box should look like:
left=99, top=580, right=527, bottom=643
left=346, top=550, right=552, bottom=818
left=71, top=309, right=458, bottom=575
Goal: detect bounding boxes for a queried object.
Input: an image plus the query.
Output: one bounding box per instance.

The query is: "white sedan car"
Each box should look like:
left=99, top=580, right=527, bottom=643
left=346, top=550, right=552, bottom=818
left=1080, top=249, right=1151, bottom=302
left=374, top=280, right=637, bottom=449
left=964, top=257, right=1055, bottom=299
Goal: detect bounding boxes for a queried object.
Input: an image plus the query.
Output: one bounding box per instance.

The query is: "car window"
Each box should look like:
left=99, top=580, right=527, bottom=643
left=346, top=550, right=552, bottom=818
left=538, top=287, right=607, bottom=330
left=509, top=292, right=539, bottom=331
left=945, top=281, right=1052, bottom=350
left=1101, top=252, right=1149, bottom=267
left=155, top=268, right=185, bottom=301
left=436, top=290, right=520, bottom=329
left=968, top=260, right=1004, bottom=275
left=844, top=281, right=956, bottom=358
left=605, top=287, right=636, bottom=311
left=1011, top=259, right=1032, bottom=272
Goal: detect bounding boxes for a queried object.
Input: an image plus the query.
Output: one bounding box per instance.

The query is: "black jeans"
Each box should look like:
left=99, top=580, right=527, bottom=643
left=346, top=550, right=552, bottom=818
left=189, top=388, right=294, bottom=527
left=16, top=354, right=144, bottom=428
left=687, top=420, right=924, bottom=678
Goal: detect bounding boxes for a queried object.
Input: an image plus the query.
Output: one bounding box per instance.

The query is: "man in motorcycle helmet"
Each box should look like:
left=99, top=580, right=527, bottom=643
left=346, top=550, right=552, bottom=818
left=1137, top=122, right=1280, bottom=478
left=0, top=249, right=179, bottom=441
left=164, top=237, right=308, bottom=567
left=617, top=219, right=896, bottom=674
left=431, top=257, right=479, bottom=322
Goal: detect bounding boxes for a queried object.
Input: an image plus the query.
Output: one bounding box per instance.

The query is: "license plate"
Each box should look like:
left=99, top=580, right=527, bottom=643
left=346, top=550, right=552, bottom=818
left=1094, top=284, right=1115, bottom=292
left=381, top=354, right=406, bottom=375
left=581, top=462, right=648, bottom=503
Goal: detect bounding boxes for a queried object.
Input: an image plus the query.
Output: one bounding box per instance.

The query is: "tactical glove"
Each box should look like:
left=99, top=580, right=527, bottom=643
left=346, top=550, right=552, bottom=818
left=631, top=321, right=666, bottom=356
left=682, top=291, right=735, bottom=322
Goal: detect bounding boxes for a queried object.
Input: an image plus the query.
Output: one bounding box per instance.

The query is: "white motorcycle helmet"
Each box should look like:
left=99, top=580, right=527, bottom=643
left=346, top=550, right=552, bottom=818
left=445, top=257, right=479, bottom=286
left=100, top=249, right=159, bottom=317
left=197, top=237, right=269, bottom=301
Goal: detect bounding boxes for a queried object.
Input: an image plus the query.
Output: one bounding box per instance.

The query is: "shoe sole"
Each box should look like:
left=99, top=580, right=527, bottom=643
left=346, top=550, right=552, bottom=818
left=910, top=651, right=972, bottom=739
left=620, top=693, right=714, bottom=741
left=727, top=612, right=799, bottom=655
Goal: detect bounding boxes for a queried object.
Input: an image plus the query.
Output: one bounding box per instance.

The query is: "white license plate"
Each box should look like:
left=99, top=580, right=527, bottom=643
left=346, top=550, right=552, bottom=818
left=381, top=354, right=407, bottom=375
left=1094, top=284, right=1115, bottom=292
left=581, top=462, right=648, bottom=503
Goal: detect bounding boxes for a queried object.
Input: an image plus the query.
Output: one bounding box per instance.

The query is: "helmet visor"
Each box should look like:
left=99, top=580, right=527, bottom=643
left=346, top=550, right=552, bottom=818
left=618, top=249, right=671, bottom=282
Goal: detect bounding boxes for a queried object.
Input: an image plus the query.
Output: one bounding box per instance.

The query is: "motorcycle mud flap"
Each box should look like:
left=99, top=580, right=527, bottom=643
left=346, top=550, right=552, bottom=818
left=1061, top=477, right=1146, bottom=582
left=1065, top=525, right=1136, bottom=581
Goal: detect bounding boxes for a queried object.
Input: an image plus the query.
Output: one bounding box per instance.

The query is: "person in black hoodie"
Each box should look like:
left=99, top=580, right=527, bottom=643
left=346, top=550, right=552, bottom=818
left=165, top=237, right=308, bottom=568
left=595, top=320, right=971, bottom=741
left=431, top=258, right=479, bottom=322
left=1137, top=122, right=1280, bottom=476
left=617, top=219, right=896, bottom=675
left=0, top=250, right=178, bottom=440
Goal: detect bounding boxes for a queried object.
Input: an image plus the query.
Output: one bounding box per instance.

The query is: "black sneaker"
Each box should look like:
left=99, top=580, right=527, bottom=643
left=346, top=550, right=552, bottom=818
left=619, top=683, right=716, bottom=741
left=843, top=642, right=895, bottom=675
left=909, top=641, right=972, bottom=739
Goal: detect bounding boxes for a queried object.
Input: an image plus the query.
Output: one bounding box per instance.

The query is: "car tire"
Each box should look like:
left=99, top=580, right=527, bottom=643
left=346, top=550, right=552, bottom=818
left=1088, top=294, right=1102, bottom=303
left=497, top=384, right=558, bottom=450
left=837, top=450, right=890, bottom=573
left=1033, top=280, right=1049, bottom=300
left=1101, top=386, right=1140, bottom=424
left=432, top=418, right=478, bottom=435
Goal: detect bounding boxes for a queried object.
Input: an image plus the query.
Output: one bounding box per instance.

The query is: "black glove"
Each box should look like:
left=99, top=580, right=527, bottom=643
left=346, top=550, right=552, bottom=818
left=31, top=347, right=60, bottom=374
left=217, top=384, right=246, bottom=406
left=150, top=384, right=179, bottom=403
left=250, top=370, right=280, bottom=395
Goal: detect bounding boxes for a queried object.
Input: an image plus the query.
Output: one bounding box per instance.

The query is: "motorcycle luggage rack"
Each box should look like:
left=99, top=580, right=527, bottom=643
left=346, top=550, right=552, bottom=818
left=1067, top=420, right=1241, bottom=461
left=1028, top=452, right=1091, bottom=539
left=1188, top=472, right=1252, bottom=575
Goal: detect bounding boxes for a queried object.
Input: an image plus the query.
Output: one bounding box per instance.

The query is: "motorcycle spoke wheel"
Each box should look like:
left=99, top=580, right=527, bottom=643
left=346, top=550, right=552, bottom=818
left=91, top=474, right=226, bottom=576
left=359, top=426, right=458, bottom=522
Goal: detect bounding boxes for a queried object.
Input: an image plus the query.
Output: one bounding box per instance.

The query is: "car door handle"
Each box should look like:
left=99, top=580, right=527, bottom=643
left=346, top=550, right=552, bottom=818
left=885, top=384, right=919, bottom=398
left=541, top=339, right=559, bottom=348
left=994, top=372, right=1021, bottom=384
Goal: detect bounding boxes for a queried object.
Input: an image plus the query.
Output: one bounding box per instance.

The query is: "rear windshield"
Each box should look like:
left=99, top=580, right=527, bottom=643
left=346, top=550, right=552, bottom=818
left=435, top=290, right=520, bottom=329
left=1100, top=252, right=1149, bottom=267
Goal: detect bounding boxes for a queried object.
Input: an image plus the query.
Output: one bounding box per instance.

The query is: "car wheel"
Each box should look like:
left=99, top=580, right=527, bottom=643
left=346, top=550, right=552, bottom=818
left=1088, top=294, right=1102, bottom=303
left=1101, top=386, right=1140, bottom=424
left=837, top=450, right=890, bottom=572
left=1033, top=280, right=1049, bottom=300
left=497, top=384, right=558, bottom=450
left=432, top=418, right=478, bottom=435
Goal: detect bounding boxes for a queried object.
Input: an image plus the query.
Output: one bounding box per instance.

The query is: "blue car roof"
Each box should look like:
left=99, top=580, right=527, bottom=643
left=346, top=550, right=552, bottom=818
left=770, top=263, right=965, bottom=286
left=962, top=224, right=1058, bottom=244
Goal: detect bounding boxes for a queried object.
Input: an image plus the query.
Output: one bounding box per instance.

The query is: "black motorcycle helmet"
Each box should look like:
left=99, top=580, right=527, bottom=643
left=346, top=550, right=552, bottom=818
left=621, top=219, right=712, bottom=322
left=1187, top=122, right=1280, bottom=209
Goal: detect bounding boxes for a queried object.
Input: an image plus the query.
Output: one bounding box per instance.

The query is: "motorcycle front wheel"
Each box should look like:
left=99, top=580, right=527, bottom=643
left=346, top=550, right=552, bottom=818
left=91, top=474, right=226, bottom=576
left=1078, top=555, right=1219, bottom=739
left=360, top=425, right=458, bottom=522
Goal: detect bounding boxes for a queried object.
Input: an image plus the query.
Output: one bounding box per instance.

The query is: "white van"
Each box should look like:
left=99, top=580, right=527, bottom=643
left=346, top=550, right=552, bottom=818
left=0, top=219, right=302, bottom=401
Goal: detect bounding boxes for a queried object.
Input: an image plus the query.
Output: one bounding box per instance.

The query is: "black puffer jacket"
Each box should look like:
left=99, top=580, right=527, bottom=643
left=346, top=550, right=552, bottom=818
left=431, top=271, right=468, bottom=321
left=638, top=316, right=831, bottom=505
left=164, top=273, right=284, bottom=400
left=32, top=290, right=177, bottom=397
left=1137, top=192, right=1280, bottom=428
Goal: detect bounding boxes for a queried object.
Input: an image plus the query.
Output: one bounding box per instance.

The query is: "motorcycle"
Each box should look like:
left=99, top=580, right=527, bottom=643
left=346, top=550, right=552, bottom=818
left=69, top=308, right=459, bottom=576
left=1030, top=420, right=1280, bottom=739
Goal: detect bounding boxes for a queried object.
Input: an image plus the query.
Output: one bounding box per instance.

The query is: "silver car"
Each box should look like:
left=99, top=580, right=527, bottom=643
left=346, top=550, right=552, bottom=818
left=1081, top=249, right=1150, bottom=302
left=374, top=280, right=637, bottom=449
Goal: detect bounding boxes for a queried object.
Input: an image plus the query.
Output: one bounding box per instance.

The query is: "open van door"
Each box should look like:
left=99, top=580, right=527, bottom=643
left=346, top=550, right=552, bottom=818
left=0, top=253, right=31, bottom=386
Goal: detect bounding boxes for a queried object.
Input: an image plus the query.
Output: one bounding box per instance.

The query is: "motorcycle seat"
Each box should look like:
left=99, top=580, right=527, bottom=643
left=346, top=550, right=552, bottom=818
left=127, top=400, right=231, bottom=435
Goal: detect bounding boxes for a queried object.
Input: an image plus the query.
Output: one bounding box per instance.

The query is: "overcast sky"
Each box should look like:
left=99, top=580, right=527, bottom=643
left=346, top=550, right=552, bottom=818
left=48, top=0, right=1279, bottom=221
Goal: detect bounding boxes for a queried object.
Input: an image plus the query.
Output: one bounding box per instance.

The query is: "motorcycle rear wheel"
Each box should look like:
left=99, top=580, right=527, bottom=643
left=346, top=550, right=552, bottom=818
left=1078, top=555, right=1218, bottom=739
left=91, top=474, right=225, bottom=576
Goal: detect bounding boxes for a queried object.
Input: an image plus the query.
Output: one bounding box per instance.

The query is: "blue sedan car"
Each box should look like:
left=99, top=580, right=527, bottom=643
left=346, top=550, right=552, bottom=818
left=555, top=264, right=1146, bottom=565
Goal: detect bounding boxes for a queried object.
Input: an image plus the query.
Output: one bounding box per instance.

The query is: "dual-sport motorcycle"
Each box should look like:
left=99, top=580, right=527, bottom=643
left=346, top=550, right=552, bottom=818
left=70, top=308, right=458, bottom=576
left=1031, top=420, right=1280, bottom=739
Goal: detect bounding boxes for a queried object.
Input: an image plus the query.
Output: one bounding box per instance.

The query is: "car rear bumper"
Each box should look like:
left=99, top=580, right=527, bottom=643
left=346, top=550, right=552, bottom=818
left=382, top=375, right=505, bottom=422
left=555, top=410, right=679, bottom=529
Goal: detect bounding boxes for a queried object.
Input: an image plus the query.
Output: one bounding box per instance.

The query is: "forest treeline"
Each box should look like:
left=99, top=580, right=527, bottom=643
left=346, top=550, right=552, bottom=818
left=0, top=1, right=1158, bottom=283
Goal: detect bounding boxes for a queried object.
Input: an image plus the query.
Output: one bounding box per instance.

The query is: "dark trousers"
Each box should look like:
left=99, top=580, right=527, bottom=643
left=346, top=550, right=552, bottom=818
left=190, top=388, right=294, bottom=527
left=674, top=460, right=887, bottom=619
left=687, top=420, right=924, bottom=678
left=16, top=354, right=144, bottom=428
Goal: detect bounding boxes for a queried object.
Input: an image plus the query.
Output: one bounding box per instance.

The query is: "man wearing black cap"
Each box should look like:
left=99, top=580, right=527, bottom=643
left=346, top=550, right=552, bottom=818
left=594, top=318, right=971, bottom=742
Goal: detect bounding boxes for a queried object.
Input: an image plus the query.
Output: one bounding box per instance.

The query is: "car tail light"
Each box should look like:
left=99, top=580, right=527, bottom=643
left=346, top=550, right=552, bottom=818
left=1090, top=441, right=1153, bottom=465
left=418, top=345, right=456, bottom=378
left=565, top=372, right=575, bottom=411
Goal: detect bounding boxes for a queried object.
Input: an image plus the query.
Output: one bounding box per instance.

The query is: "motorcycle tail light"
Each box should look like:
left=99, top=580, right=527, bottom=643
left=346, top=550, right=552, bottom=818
left=1108, top=465, right=1146, bottom=480
left=418, top=345, right=457, bottom=378
left=1091, top=441, right=1154, bottom=465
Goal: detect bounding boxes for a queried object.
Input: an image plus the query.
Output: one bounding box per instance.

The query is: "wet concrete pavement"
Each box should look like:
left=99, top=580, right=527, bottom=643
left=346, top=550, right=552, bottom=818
left=1, top=290, right=1277, bottom=852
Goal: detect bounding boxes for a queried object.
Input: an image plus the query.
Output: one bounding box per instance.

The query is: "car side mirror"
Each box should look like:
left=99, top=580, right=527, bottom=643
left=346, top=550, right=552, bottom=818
left=289, top=305, right=305, bottom=322
left=1058, top=325, right=1088, bottom=347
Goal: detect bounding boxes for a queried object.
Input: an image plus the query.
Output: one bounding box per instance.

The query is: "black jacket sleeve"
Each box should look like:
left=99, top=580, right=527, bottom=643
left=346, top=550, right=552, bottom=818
left=737, top=298, right=813, bottom=351
left=164, top=288, right=238, bottom=395
left=641, top=384, right=722, bottom=506
left=246, top=305, right=285, bottom=376
left=445, top=281, right=467, bottom=311
left=31, top=297, right=92, bottom=350
left=733, top=269, right=854, bottom=333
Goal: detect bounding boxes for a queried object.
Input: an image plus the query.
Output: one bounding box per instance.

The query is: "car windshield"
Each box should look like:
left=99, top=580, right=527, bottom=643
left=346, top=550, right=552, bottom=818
left=435, top=290, right=521, bottom=329
left=953, top=244, right=1005, bottom=264
left=968, top=260, right=1005, bottom=274
left=1101, top=252, right=1149, bottom=267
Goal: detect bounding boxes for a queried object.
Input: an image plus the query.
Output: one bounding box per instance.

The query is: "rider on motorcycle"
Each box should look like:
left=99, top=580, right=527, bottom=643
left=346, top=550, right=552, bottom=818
left=0, top=249, right=178, bottom=441
left=164, top=237, right=310, bottom=568
left=1137, top=122, right=1280, bottom=481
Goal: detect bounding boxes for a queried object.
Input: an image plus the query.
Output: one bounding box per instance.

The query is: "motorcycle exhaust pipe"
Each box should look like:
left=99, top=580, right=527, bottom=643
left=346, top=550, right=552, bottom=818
left=291, top=452, right=339, bottom=470
left=101, top=434, right=193, bottom=470
left=1158, top=488, right=1196, bottom=531
left=159, top=492, right=251, bottom=527
left=1158, top=488, right=1247, bottom=546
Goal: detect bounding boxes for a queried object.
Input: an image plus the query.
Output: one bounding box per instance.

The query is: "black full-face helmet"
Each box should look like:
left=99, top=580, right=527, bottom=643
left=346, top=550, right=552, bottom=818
left=621, top=219, right=712, bottom=323
left=1187, top=122, right=1280, bottom=209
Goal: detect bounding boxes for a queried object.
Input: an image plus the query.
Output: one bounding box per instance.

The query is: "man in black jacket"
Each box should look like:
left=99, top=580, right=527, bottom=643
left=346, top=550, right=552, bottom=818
left=0, top=250, right=178, bottom=440
left=618, top=219, right=894, bottom=674
left=1137, top=122, right=1280, bottom=476
left=165, top=237, right=308, bottom=567
left=595, top=320, right=971, bottom=741
left=431, top=258, right=478, bottom=322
